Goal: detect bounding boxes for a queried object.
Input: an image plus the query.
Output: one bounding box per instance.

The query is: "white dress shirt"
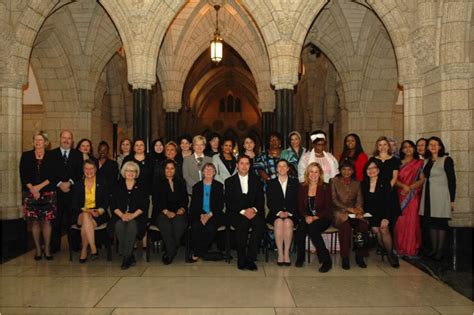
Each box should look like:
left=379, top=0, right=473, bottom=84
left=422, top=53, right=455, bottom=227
left=238, top=173, right=257, bottom=215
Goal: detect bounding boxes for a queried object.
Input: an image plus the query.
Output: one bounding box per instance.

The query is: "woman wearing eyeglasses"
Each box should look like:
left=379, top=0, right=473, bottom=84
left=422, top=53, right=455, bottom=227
left=112, top=161, right=147, bottom=269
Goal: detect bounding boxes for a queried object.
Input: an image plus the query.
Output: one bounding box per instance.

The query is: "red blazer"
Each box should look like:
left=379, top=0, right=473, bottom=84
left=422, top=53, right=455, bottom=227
left=298, top=183, right=333, bottom=221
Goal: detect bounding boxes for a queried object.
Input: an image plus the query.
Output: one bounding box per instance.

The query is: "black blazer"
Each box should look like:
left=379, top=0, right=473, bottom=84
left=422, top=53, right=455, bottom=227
left=71, top=177, right=109, bottom=224
left=190, top=180, right=224, bottom=222
left=122, top=154, right=154, bottom=194
left=361, top=178, right=393, bottom=220
left=224, top=173, right=264, bottom=218
left=50, top=147, right=83, bottom=186
left=266, top=177, right=299, bottom=224
left=111, top=180, right=147, bottom=237
left=152, top=178, right=188, bottom=223
left=19, top=150, right=57, bottom=192
left=97, top=159, right=119, bottom=192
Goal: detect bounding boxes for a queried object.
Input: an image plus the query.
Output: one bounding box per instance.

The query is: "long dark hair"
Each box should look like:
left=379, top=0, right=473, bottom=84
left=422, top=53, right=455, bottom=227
left=340, top=133, right=364, bottom=163
left=399, top=140, right=419, bottom=160
left=424, top=136, right=448, bottom=159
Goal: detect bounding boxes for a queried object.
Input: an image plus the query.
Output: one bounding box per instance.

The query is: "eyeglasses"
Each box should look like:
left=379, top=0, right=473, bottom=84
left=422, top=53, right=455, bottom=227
left=125, top=169, right=137, bottom=173
left=367, top=167, right=378, bottom=171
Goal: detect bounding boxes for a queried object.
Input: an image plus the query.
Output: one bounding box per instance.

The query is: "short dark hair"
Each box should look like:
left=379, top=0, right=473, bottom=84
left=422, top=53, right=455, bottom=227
left=98, top=140, right=109, bottom=151
left=222, top=137, right=235, bottom=148
left=363, top=157, right=383, bottom=182
left=266, top=132, right=283, bottom=148
left=237, top=154, right=251, bottom=164
left=178, top=134, right=193, bottom=144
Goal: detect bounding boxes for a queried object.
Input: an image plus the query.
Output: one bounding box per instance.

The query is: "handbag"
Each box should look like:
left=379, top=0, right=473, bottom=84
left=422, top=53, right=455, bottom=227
left=352, top=230, right=377, bottom=250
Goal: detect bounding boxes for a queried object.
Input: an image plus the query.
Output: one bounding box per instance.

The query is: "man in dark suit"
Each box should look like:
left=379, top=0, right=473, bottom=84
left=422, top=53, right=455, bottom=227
left=50, top=130, right=83, bottom=253
left=224, top=155, right=265, bottom=271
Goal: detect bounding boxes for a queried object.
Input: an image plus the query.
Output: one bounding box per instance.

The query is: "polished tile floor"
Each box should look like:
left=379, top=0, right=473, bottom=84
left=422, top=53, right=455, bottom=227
left=1, top=245, right=473, bottom=315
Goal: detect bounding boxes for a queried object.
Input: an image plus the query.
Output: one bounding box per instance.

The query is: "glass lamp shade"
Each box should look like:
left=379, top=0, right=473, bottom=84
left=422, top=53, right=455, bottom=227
left=210, top=36, right=223, bottom=63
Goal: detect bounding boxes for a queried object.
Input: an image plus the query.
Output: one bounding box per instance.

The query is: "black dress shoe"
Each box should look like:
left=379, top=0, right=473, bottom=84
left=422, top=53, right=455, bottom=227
left=79, top=258, right=87, bottom=264
left=246, top=261, right=258, bottom=271
left=295, top=259, right=304, bottom=268
left=387, top=254, right=400, bottom=268
left=121, top=257, right=130, bottom=270
left=342, top=258, right=350, bottom=270
left=45, top=255, right=54, bottom=261
left=355, top=255, right=367, bottom=268
left=318, top=261, right=332, bottom=273
left=237, top=261, right=247, bottom=270
left=130, top=254, right=136, bottom=265
left=162, top=255, right=172, bottom=265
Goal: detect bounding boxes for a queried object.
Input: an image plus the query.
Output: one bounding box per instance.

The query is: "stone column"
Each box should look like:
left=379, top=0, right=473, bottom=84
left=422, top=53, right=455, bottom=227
left=133, top=88, right=150, bottom=151
left=275, top=89, right=294, bottom=148
left=0, top=85, right=23, bottom=220
left=165, top=111, right=179, bottom=142
left=262, top=111, right=275, bottom=149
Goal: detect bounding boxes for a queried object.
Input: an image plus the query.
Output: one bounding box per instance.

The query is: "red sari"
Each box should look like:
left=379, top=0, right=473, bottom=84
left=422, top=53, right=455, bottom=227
left=394, top=159, right=423, bottom=256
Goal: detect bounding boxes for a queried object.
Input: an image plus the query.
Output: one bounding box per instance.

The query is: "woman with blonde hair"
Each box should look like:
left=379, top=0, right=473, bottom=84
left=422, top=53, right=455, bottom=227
left=295, top=162, right=333, bottom=272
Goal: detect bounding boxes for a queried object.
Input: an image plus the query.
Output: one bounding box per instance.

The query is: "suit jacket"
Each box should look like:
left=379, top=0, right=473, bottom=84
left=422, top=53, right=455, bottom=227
left=71, top=176, right=109, bottom=224
left=361, top=178, right=392, bottom=220
left=152, top=178, right=188, bottom=223
left=111, top=179, right=147, bottom=236
left=330, top=176, right=363, bottom=212
left=224, top=173, right=264, bottom=218
left=266, top=177, right=299, bottom=223
left=122, top=154, right=154, bottom=195
left=212, top=154, right=237, bottom=184
left=182, top=154, right=213, bottom=194
left=19, top=150, right=58, bottom=192
left=297, top=183, right=332, bottom=221
left=190, top=180, right=224, bottom=222
left=97, top=159, right=119, bottom=192
left=50, top=147, right=83, bottom=187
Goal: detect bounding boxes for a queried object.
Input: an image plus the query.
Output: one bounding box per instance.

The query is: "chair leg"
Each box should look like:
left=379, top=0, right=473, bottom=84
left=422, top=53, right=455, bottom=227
left=106, top=240, right=112, bottom=261
left=146, top=231, right=151, bottom=262
left=68, top=230, right=73, bottom=262
left=265, top=232, right=269, bottom=263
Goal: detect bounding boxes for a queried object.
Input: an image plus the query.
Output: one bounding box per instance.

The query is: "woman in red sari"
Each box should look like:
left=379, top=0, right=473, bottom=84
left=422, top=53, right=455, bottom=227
left=394, top=140, right=425, bottom=256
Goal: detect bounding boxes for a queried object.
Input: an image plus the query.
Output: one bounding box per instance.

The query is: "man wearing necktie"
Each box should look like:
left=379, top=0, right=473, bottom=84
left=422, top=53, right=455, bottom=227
left=50, top=130, right=83, bottom=252
left=183, top=135, right=212, bottom=195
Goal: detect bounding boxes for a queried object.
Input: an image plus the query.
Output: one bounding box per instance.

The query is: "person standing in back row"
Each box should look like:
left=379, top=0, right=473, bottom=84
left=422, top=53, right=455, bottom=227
left=50, top=130, right=83, bottom=253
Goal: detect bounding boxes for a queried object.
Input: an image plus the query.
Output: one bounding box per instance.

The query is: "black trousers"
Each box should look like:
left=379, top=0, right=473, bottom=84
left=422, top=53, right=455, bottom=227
left=229, top=213, right=265, bottom=264
left=191, top=216, right=223, bottom=256
left=296, top=218, right=332, bottom=263
left=51, top=190, right=72, bottom=252
left=156, top=213, right=187, bottom=258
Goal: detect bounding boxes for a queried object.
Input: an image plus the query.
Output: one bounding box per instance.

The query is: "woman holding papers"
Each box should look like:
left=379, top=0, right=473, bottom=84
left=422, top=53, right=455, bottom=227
left=330, top=159, right=369, bottom=269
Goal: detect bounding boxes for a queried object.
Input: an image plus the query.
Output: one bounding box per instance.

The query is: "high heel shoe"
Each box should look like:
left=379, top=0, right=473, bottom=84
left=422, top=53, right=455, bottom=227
left=43, top=250, right=53, bottom=261
left=34, top=254, right=42, bottom=261
left=79, top=258, right=87, bottom=263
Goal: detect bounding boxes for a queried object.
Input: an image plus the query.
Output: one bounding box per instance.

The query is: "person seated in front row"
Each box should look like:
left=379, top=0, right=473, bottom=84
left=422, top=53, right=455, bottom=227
left=183, top=135, right=213, bottom=195
left=152, top=160, right=188, bottom=265
left=112, top=161, right=147, bottom=270
left=362, top=160, right=400, bottom=268
left=330, top=159, right=369, bottom=270
left=266, top=159, right=299, bottom=266
left=225, top=155, right=265, bottom=271
left=71, top=159, right=109, bottom=263
left=189, top=163, right=225, bottom=262
left=295, top=162, right=333, bottom=272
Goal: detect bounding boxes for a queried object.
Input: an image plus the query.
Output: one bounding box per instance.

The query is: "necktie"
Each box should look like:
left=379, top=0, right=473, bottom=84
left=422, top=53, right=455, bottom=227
left=63, top=150, right=68, bottom=164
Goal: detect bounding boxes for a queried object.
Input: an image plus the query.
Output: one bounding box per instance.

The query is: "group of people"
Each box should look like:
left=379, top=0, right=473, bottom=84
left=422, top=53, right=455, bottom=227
left=19, top=128, right=456, bottom=272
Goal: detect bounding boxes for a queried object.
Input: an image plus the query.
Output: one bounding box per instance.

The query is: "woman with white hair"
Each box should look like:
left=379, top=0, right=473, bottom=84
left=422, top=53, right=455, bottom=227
left=20, top=131, right=57, bottom=260
left=112, top=161, right=147, bottom=269
left=298, top=130, right=339, bottom=183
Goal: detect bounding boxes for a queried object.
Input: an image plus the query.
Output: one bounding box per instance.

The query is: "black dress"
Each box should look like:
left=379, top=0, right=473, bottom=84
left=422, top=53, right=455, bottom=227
left=369, top=156, right=402, bottom=219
